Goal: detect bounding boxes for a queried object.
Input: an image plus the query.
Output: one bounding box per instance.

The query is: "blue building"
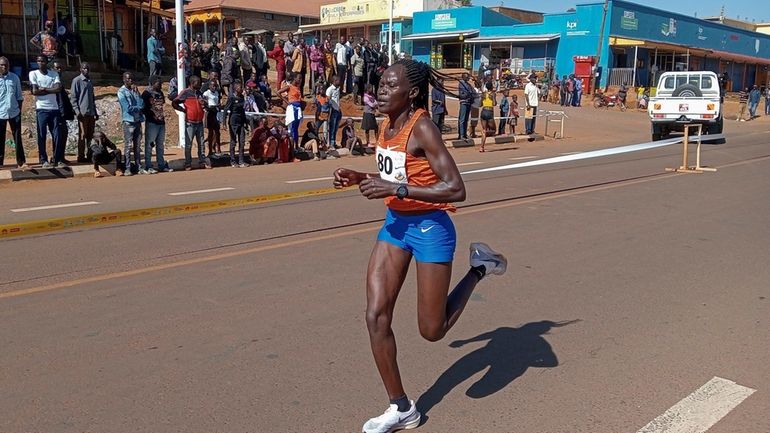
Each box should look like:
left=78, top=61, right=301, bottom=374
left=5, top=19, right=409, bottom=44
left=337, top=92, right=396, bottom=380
left=408, top=1, right=770, bottom=91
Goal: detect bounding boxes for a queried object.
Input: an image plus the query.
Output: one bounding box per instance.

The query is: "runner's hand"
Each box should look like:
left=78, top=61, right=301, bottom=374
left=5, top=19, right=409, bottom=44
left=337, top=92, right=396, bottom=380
left=333, top=168, right=366, bottom=188
left=359, top=177, right=396, bottom=200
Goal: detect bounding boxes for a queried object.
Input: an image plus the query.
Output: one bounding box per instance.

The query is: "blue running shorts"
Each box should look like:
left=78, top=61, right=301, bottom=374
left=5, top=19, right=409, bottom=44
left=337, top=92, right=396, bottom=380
left=377, top=208, right=457, bottom=263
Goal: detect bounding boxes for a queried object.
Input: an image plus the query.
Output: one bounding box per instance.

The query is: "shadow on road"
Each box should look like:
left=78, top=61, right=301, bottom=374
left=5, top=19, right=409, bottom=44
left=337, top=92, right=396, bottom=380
left=416, top=320, right=579, bottom=418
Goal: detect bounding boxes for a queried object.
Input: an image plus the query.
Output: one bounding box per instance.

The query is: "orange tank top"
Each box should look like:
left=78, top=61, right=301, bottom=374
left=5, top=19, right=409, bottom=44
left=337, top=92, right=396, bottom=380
left=376, top=109, right=456, bottom=213
left=288, top=85, right=301, bottom=103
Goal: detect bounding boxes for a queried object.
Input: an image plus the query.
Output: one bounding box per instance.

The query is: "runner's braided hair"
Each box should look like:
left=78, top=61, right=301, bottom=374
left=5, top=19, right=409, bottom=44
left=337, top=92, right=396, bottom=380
left=393, top=59, right=461, bottom=111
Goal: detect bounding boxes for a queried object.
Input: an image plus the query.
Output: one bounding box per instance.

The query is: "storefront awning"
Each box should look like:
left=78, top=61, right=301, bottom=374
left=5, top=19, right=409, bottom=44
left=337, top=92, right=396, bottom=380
left=402, top=30, right=479, bottom=41
left=298, top=17, right=410, bottom=33
left=467, top=34, right=560, bottom=44
left=707, top=50, right=770, bottom=65
left=186, top=10, right=224, bottom=23
left=609, top=37, right=711, bottom=57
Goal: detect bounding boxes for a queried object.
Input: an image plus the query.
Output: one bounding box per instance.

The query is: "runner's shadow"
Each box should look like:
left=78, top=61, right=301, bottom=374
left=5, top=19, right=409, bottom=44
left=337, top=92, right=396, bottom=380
left=416, top=320, right=579, bottom=417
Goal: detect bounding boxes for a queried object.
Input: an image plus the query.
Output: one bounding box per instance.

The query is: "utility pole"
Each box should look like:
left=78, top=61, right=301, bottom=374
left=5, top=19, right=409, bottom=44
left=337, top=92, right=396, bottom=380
left=175, top=0, right=186, bottom=148
left=592, top=0, right=610, bottom=93
left=388, top=0, right=393, bottom=65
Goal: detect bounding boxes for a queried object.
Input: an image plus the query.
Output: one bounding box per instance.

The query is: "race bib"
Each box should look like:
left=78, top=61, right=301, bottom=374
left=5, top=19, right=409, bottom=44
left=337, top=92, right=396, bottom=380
left=376, top=146, right=408, bottom=184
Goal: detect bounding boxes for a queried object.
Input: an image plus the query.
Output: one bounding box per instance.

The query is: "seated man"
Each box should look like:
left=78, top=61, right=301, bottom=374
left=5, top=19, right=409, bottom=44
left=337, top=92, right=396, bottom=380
left=89, top=131, right=125, bottom=177
left=341, top=118, right=364, bottom=155
left=248, top=116, right=274, bottom=164
left=300, top=121, right=326, bottom=161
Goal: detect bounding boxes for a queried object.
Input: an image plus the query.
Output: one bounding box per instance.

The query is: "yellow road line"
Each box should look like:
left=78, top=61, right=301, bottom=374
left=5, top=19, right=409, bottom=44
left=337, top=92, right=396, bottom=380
left=0, top=173, right=680, bottom=300
left=0, top=187, right=342, bottom=239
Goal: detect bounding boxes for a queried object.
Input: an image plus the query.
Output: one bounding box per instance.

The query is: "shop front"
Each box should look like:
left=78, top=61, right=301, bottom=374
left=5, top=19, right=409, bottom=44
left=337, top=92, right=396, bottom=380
left=408, top=6, right=518, bottom=71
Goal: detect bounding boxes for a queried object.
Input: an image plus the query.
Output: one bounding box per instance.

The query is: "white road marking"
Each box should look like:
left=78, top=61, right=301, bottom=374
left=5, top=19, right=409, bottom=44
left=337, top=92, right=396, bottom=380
left=285, top=176, right=334, bottom=184
left=508, top=156, right=537, bottom=161
left=462, top=137, right=687, bottom=175
left=168, top=187, right=235, bottom=196
left=636, top=376, right=755, bottom=433
left=456, top=162, right=482, bottom=167
left=10, top=201, right=100, bottom=213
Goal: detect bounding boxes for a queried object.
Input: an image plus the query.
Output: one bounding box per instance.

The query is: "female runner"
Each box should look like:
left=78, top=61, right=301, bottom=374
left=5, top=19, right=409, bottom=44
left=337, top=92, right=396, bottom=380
left=333, top=59, right=507, bottom=433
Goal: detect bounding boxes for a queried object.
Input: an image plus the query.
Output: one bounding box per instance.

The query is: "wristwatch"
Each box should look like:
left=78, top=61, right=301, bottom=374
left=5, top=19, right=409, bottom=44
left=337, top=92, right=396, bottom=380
left=396, top=185, right=409, bottom=200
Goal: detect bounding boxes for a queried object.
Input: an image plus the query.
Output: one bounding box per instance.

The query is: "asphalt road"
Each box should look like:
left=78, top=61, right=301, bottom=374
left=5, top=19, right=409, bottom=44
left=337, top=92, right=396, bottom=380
left=1, top=114, right=769, bottom=433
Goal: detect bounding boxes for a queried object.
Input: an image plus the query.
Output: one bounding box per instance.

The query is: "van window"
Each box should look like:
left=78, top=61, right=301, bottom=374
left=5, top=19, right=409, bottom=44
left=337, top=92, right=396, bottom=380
left=701, top=76, right=713, bottom=89
left=664, top=76, right=674, bottom=88
left=689, top=75, right=700, bottom=87
left=676, top=75, right=688, bottom=88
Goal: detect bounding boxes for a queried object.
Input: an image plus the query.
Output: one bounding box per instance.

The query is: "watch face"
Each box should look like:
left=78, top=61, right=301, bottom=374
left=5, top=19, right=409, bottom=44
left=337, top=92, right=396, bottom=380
left=397, top=185, right=408, bottom=199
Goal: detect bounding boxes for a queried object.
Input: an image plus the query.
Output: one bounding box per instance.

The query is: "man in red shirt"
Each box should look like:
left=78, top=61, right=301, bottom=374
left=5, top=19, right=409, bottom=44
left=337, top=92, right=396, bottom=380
left=173, top=76, right=211, bottom=170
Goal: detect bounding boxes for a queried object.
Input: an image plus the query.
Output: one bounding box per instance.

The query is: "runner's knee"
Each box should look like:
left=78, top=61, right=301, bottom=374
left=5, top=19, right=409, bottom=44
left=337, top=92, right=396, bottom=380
left=418, top=320, right=446, bottom=342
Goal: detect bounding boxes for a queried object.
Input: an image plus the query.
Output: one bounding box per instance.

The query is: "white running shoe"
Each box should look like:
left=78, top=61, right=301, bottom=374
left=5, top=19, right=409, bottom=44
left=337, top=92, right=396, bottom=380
left=362, top=401, right=421, bottom=433
left=469, top=242, right=508, bottom=276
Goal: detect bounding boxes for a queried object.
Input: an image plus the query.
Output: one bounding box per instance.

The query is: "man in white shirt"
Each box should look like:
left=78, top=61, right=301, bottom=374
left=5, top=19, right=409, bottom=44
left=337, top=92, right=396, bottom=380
left=523, top=74, right=540, bottom=135
left=334, top=36, right=349, bottom=94
left=29, top=55, right=63, bottom=168
left=325, top=75, right=342, bottom=149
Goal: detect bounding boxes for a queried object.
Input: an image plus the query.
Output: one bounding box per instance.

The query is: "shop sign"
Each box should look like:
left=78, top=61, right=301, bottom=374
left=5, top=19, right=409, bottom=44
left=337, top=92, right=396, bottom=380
left=620, top=11, right=638, bottom=31
left=697, top=27, right=707, bottom=41
left=431, top=13, right=457, bottom=30
left=566, top=20, right=589, bottom=36
left=661, top=18, right=677, bottom=37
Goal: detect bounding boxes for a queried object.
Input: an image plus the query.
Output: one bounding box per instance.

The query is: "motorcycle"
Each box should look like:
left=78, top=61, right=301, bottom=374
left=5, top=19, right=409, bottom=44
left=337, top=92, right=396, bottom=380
left=593, top=91, right=627, bottom=111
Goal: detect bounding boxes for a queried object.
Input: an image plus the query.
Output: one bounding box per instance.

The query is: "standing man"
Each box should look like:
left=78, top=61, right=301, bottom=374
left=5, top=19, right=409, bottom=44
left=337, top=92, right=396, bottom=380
left=572, top=75, right=583, bottom=107
left=325, top=75, right=342, bottom=149
left=30, top=21, right=59, bottom=61
left=431, top=76, right=446, bottom=132
left=457, top=72, right=473, bottom=140
left=147, top=28, right=163, bottom=77
left=291, top=39, right=308, bottom=96
left=764, top=86, right=770, bottom=116
left=117, top=72, right=145, bottom=175
left=737, top=87, right=749, bottom=121
left=748, top=85, right=761, bottom=119
left=173, top=76, right=210, bottom=170
left=284, top=33, right=296, bottom=73
left=239, top=36, right=253, bottom=86
left=334, top=36, right=349, bottom=95
left=29, top=55, right=63, bottom=168
left=0, top=57, right=27, bottom=169
left=70, top=62, right=98, bottom=163
left=524, top=74, right=540, bottom=135
left=52, top=61, right=75, bottom=164
left=142, top=75, right=171, bottom=173
left=253, top=35, right=268, bottom=80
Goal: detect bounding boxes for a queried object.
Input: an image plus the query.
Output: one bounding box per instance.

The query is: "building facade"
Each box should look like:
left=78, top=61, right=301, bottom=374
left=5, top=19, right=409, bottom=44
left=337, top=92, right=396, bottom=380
left=298, top=0, right=461, bottom=58
left=409, top=1, right=770, bottom=91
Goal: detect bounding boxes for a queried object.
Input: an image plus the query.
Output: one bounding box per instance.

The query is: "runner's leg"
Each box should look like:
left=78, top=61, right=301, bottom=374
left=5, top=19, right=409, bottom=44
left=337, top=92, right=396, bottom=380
left=366, top=241, right=413, bottom=399
left=415, top=262, right=481, bottom=342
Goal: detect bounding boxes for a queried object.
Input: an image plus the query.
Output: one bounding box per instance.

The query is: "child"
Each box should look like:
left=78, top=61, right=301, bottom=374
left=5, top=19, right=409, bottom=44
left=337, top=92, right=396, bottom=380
left=89, top=131, right=124, bottom=178
left=341, top=118, right=363, bottom=155
left=271, top=121, right=293, bottom=163
left=362, top=84, right=378, bottom=147
left=315, top=84, right=330, bottom=145
left=258, top=75, right=272, bottom=103
left=509, top=94, right=520, bottom=135
left=498, top=90, right=510, bottom=136
left=203, top=79, right=222, bottom=156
